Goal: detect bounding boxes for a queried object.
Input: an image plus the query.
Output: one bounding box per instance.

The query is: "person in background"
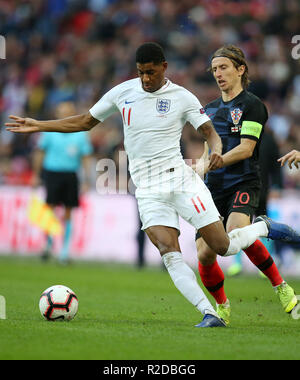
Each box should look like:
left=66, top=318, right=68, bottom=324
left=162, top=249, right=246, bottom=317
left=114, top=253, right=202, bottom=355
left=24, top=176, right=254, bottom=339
left=275, top=148, right=300, bottom=263
left=32, top=101, right=93, bottom=264
left=278, top=150, right=300, bottom=169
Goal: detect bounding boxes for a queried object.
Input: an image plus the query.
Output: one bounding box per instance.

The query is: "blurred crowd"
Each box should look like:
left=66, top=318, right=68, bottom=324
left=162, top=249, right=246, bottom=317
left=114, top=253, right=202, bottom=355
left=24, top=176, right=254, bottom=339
left=0, top=0, right=299, bottom=191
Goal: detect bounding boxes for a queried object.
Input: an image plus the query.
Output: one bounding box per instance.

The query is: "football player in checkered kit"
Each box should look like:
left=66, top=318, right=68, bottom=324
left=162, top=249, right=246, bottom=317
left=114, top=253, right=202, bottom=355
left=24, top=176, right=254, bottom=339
left=6, top=42, right=300, bottom=328
left=195, top=45, right=297, bottom=325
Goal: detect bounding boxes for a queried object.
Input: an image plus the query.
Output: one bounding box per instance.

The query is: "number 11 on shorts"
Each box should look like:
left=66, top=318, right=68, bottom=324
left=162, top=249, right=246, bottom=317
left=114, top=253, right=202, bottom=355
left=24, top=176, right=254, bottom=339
left=191, top=196, right=206, bottom=213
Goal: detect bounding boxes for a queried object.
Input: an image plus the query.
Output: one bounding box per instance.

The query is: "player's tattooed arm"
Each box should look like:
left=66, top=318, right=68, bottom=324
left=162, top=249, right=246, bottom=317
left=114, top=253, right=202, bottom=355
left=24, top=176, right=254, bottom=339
left=6, top=112, right=99, bottom=133
left=198, top=120, right=223, bottom=171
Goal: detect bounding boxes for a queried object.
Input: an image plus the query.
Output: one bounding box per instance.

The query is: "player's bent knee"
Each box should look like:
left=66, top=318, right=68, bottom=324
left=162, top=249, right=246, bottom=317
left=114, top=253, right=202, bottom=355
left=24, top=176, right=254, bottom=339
left=216, top=242, right=230, bottom=256
left=198, top=251, right=217, bottom=265
left=145, top=226, right=180, bottom=256
left=226, top=225, right=236, bottom=234
left=208, top=238, right=229, bottom=256
left=197, top=220, right=230, bottom=257
left=196, top=238, right=218, bottom=265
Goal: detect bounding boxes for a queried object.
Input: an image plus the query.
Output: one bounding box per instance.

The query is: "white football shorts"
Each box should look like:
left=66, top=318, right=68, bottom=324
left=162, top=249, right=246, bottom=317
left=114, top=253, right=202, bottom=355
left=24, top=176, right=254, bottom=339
left=135, top=164, right=220, bottom=232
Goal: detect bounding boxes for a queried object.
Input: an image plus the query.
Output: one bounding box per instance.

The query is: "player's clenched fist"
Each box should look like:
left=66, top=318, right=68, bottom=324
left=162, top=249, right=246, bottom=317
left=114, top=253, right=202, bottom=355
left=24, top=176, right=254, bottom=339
left=208, top=152, right=224, bottom=171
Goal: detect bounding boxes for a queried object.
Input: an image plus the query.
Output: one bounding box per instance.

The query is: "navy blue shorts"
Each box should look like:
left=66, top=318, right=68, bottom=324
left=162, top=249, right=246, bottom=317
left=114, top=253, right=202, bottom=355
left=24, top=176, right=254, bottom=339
left=195, top=181, right=260, bottom=240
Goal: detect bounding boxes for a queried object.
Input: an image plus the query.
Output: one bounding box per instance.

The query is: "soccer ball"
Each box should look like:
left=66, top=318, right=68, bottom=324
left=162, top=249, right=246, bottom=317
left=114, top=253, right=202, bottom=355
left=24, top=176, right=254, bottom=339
left=39, top=285, right=78, bottom=321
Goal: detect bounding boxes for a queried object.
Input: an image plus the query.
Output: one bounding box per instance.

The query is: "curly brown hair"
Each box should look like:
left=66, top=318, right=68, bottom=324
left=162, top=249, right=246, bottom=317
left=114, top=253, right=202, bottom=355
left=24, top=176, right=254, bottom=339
left=209, top=45, right=250, bottom=89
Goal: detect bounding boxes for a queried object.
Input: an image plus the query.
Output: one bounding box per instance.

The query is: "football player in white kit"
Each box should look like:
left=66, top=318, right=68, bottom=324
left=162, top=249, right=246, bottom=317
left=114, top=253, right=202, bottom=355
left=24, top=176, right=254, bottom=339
left=6, top=42, right=300, bottom=328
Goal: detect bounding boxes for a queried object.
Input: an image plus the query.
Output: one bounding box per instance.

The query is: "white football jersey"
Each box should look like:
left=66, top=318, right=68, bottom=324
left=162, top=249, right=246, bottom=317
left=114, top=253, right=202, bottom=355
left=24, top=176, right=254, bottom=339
left=89, top=77, right=210, bottom=188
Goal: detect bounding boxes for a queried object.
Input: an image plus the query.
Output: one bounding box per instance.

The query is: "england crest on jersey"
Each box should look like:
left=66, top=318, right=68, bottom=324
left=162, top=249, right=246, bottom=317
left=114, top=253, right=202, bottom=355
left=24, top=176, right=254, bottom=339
left=230, top=108, right=243, bottom=125
left=156, top=99, right=171, bottom=114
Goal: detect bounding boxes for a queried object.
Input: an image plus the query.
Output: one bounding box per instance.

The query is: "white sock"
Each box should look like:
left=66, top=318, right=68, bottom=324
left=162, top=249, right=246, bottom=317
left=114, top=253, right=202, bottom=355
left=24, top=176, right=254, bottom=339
left=162, top=251, right=217, bottom=316
left=224, top=222, right=268, bottom=257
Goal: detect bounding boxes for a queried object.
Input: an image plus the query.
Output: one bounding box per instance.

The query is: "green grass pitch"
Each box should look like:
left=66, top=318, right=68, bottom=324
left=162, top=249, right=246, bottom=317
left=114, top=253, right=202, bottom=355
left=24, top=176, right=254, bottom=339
left=0, top=255, right=300, bottom=360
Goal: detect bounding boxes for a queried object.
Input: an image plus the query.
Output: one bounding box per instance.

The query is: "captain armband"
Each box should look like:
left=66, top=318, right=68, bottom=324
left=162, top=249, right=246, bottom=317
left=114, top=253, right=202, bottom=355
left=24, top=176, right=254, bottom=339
left=240, top=121, right=263, bottom=139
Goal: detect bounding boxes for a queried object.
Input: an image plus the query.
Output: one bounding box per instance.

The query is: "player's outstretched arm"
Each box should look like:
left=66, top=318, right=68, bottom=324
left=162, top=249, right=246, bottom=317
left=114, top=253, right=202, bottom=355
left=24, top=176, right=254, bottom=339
left=278, top=150, right=300, bottom=169
left=5, top=112, right=99, bottom=133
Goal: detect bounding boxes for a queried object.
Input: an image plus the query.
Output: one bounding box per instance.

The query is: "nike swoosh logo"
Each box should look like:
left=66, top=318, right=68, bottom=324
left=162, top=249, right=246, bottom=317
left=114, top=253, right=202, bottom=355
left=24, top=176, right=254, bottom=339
left=125, top=100, right=135, bottom=104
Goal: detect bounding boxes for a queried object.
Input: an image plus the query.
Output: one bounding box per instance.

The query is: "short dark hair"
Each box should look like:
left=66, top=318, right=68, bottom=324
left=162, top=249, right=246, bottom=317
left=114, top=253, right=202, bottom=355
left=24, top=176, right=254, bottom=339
left=135, top=42, right=166, bottom=64
left=210, top=45, right=250, bottom=89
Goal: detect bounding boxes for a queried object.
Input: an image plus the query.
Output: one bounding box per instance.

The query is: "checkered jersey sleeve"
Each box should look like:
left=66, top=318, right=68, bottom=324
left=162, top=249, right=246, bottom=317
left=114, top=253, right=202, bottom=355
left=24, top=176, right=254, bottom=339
left=240, top=97, right=268, bottom=141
